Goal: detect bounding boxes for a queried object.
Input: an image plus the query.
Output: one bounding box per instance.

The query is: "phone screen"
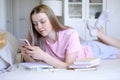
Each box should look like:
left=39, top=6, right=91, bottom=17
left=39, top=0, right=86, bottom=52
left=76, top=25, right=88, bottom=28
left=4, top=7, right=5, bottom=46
left=20, top=39, right=31, bottom=46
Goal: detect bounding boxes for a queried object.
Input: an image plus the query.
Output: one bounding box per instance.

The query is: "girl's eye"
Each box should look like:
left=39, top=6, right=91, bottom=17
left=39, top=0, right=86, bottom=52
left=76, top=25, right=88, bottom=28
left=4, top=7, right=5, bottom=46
left=41, top=20, right=45, bottom=24
left=32, top=20, right=46, bottom=26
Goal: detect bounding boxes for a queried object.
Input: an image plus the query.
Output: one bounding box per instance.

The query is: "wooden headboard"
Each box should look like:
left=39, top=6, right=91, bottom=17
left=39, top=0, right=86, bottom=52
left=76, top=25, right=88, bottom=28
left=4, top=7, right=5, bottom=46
left=0, top=32, right=6, bottom=49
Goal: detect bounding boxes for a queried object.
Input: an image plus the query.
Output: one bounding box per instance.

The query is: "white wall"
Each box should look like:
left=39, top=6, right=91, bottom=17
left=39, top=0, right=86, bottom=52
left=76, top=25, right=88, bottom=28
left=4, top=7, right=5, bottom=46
left=12, top=0, right=41, bottom=45
left=0, top=0, right=7, bottom=30
left=0, top=0, right=120, bottom=39
left=106, top=0, right=120, bottom=39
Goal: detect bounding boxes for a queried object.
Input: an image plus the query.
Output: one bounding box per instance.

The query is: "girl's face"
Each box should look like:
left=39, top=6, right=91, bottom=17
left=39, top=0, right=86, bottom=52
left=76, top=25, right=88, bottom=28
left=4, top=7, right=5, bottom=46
left=32, top=13, right=53, bottom=37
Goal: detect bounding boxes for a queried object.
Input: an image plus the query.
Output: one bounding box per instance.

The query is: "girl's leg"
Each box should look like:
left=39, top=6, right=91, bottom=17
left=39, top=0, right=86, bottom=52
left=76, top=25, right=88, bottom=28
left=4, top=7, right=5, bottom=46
left=87, top=10, right=110, bottom=37
left=88, top=10, right=120, bottom=49
left=87, top=11, right=120, bottom=58
left=97, top=28, right=120, bottom=49
left=98, top=28, right=120, bottom=58
left=95, top=11, right=110, bottom=29
left=116, top=49, right=120, bottom=58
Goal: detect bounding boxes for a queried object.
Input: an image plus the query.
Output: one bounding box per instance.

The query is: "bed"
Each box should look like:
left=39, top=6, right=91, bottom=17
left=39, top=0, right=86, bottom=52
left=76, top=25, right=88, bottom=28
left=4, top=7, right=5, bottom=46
left=0, top=59, right=120, bottom=80
left=0, top=30, right=120, bottom=80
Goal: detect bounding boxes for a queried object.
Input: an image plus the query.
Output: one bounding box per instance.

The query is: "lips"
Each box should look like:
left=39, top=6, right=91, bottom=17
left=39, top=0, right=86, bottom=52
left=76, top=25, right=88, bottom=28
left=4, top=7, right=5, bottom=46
left=39, top=29, right=46, bottom=35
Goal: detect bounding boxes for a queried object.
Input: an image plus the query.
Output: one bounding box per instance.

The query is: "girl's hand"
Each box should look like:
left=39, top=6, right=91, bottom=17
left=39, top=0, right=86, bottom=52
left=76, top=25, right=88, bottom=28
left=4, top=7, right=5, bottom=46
left=24, top=46, right=44, bottom=60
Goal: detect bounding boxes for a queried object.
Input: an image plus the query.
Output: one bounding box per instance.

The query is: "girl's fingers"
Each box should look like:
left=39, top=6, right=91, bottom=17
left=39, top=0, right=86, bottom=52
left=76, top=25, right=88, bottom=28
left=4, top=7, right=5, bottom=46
left=27, top=50, right=33, bottom=54
left=21, top=52, right=27, bottom=56
left=24, top=46, right=33, bottom=51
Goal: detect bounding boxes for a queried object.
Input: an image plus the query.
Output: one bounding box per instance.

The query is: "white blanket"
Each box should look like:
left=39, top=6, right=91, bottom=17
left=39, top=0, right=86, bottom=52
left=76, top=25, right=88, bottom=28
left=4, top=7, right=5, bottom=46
left=0, top=31, right=18, bottom=71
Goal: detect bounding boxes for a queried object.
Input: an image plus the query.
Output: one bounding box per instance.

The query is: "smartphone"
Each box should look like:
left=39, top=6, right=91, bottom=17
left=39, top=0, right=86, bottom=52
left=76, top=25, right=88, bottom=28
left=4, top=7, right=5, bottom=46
left=20, top=39, right=31, bottom=46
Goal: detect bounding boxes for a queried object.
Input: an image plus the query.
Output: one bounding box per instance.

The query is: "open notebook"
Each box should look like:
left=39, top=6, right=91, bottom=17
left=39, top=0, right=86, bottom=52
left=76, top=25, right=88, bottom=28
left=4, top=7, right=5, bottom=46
left=69, top=58, right=100, bottom=69
left=18, top=62, right=53, bottom=69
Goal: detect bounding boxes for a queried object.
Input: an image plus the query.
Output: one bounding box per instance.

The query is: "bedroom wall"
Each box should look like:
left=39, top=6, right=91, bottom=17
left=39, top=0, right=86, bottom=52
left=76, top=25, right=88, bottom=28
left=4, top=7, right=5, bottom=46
left=106, top=0, right=120, bottom=39
left=0, top=0, right=7, bottom=30
left=5, top=0, right=63, bottom=43
left=0, top=0, right=120, bottom=40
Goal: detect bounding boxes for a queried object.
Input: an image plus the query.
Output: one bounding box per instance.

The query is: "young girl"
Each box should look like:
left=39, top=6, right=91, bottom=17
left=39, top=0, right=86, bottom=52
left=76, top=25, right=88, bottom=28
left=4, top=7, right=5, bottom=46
left=21, top=4, right=120, bottom=68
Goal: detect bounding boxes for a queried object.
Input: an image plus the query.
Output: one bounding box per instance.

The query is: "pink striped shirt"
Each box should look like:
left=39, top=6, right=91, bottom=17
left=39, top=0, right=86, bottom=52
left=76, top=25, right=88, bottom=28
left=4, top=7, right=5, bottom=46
left=45, top=29, right=93, bottom=61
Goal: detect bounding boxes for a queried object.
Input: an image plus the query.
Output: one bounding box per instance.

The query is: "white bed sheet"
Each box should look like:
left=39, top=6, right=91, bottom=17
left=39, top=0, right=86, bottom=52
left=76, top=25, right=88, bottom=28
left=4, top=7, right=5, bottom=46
left=0, top=59, right=120, bottom=80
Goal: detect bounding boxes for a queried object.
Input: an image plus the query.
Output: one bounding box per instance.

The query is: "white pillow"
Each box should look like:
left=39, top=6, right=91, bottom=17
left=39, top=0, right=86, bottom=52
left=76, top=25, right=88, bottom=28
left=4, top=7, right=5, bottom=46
left=0, top=31, right=18, bottom=72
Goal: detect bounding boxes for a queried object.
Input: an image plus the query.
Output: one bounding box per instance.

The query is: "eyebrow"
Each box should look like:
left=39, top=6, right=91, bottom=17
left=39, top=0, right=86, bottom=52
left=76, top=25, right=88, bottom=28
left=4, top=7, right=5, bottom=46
left=32, top=17, right=45, bottom=23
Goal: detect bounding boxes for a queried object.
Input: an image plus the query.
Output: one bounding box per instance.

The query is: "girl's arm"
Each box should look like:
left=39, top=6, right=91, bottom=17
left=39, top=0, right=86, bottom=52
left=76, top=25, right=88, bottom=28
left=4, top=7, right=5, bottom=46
left=25, top=46, right=78, bottom=68
left=40, top=51, right=77, bottom=68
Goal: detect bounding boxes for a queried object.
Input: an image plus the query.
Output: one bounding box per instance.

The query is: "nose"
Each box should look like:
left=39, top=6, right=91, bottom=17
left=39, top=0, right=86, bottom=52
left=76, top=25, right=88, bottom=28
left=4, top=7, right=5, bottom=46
left=37, top=22, right=42, bottom=29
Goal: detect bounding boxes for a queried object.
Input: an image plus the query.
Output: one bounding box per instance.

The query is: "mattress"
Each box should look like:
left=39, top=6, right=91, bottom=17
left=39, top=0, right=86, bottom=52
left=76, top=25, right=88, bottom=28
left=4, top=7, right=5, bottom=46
left=0, top=59, right=120, bottom=80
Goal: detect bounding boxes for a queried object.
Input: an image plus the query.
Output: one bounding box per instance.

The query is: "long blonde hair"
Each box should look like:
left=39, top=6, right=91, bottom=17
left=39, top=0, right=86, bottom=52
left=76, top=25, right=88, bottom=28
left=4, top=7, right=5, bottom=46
left=29, top=4, right=68, bottom=51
